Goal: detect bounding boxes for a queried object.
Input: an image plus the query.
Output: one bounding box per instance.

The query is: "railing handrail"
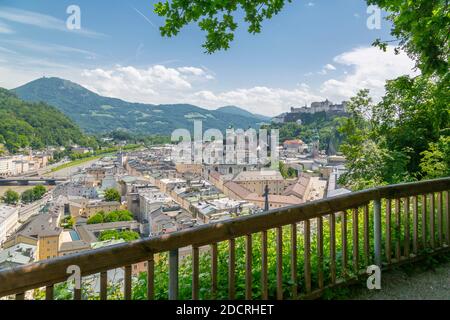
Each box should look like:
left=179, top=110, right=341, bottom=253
left=0, top=177, right=449, bottom=297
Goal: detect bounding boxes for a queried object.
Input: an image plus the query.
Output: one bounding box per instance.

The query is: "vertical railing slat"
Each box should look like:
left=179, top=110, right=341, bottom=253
left=261, top=230, right=268, bottom=300
left=228, top=239, right=236, bottom=300
left=45, top=285, right=54, bottom=300
left=404, top=197, right=410, bottom=258
left=304, top=220, right=311, bottom=294
left=395, top=198, right=401, bottom=261
left=15, top=292, right=25, bottom=300
left=147, top=256, right=154, bottom=300
left=385, top=199, right=392, bottom=264
left=363, top=204, right=370, bottom=266
left=100, top=271, right=108, bottom=300
left=276, top=227, right=283, bottom=300
left=352, top=208, right=359, bottom=273
left=430, top=193, right=435, bottom=249
left=413, top=196, right=419, bottom=255
left=192, top=246, right=199, bottom=300
left=74, top=288, right=81, bottom=300
left=124, top=265, right=132, bottom=300
left=317, top=217, right=324, bottom=290
left=422, top=194, right=427, bottom=249
left=446, top=191, right=450, bottom=246
left=329, top=213, right=336, bottom=284
left=245, top=235, right=253, bottom=300
left=437, top=192, right=443, bottom=247
left=211, top=243, right=218, bottom=300
left=374, top=198, right=382, bottom=267
left=341, top=211, right=348, bottom=276
left=169, top=249, right=179, bottom=300
left=290, top=223, right=298, bottom=299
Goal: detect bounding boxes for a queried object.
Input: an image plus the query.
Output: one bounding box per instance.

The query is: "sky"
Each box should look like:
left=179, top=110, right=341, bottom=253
left=0, top=0, right=419, bottom=116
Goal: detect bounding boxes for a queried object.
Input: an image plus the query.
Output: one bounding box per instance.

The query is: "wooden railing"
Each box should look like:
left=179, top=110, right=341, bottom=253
left=0, top=178, right=449, bottom=300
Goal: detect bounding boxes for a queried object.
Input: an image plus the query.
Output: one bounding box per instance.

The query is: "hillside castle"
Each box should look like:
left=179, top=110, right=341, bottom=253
left=272, top=99, right=348, bottom=124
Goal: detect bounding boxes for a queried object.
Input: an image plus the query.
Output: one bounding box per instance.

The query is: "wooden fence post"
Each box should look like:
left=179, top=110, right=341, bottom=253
left=169, top=249, right=179, bottom=300
left=374, top=198, right=382, bottom=267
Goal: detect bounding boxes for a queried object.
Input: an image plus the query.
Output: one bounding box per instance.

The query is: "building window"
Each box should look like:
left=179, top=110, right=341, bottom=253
left=229, top=167, right=233, bottom=174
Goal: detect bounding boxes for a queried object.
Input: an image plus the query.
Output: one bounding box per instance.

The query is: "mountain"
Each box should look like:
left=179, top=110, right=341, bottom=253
left=0, top=88, right=92, bottom=153
left=13, top=77, right=267, bottom=135
left=216, top=106, right=271, bottom=122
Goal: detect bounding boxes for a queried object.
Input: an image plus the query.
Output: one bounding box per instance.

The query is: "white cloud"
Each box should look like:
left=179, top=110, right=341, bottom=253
left=0, top=21, right=14, bottom=34
left=78, top=64, right=323, bottom=116
left=0, top=7, right=105, bottom=38
left=80, top=65, right=215, bottom=103
left=306, top=2, right=315, bottom=7
left=1, top=41, right=418, bottom=118
left=188, top=86, right=324, bottom=116
left=320, top=46, right=419, bottom=102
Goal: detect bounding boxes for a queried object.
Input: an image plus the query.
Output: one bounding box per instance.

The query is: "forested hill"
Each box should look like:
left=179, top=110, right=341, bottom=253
left=0, top=88, right=92, bottom=153
left=13, top=77, right=266, bottom=135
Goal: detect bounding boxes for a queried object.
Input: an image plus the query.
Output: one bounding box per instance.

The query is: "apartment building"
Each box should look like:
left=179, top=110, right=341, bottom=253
left=0, top=205, right=19, bottom=246
left=233, top=170, right=286, bottom=196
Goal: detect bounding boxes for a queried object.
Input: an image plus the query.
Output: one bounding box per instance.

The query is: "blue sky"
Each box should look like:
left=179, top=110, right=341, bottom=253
left=0, top=0, right=418, bottom=116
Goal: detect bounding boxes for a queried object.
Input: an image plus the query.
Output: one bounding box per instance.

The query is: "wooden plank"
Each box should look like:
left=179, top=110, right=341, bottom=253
left=363, top=205, right=370, bottom=266
left=228, top=239, right=236, bottom=300
left=100, top=271, right=107, bottom=300
left=395, top=198, right=401, bottom=260
left=290, top=223, right=298, bottom=298
left=352, top=208, right=359, bottom=272
left=192, top=246, right=199, bottom=300
left=169, top=249, right=179, bottom=300
left=245, top=235, right=253, bottom=300
left=413, top=196, right=419, bottom=254
left=74, top=288, right=81, bottom=300
left=276, top=227, right=283, bottom=300
left=147, top=256, right=154, bottom=300
left=317, top=217, right=324, bottom=290
left=385, top=199, right=392, bottom=263
left=430, top=193, right=435, bottom=249
left=261, top=231, right=268, bottom=300
left=437, top=192, right=443, bottom=247
left=211, top=243, right=218, bottom=299
left=446, top=191, right=450, bottom=246
left=329, top=213, right=336, bottom=285
left=341, top=211, right=348, bottom=276
left=15, top=292, right=25, bottom=300
left=404, top=197, right=410, bottom=257
left=304, top=220, right=311, bottom=294
left=422, top=194, right=427, bottom=249
left=45, top=285, right=54, bottom=300
left=0, top=178, right=448, bottom=298
left=124, top=265, right=132, bottom=300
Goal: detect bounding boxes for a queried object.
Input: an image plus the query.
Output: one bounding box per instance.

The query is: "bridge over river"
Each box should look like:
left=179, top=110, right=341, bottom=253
left=0, top=177, right=68, bottom=186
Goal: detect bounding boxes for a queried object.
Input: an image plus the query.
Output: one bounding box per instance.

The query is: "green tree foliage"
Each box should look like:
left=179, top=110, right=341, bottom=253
left=20, top=185, right=47, bottom=204
left=279, top=161, right=297, bottom=179
left=339, top=74, right=449, bottom=190
left=104, top=188, right=121, bottom=202
left=154, top=0, right=293, bottom=53
left=87, top=210, right=134, bottom=225
left=263, top=115, right=347, bottom=153
left=369, top=0, right=449, bottom=77
left=1, top=189, right=19, bottom=205
left=0, top=88, right=92, bottom=153
left=420, top=136, right=450, bottom=179
left=98, top=230, right=140, bottom=242
left=87, top=212, right=105, bottom=225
